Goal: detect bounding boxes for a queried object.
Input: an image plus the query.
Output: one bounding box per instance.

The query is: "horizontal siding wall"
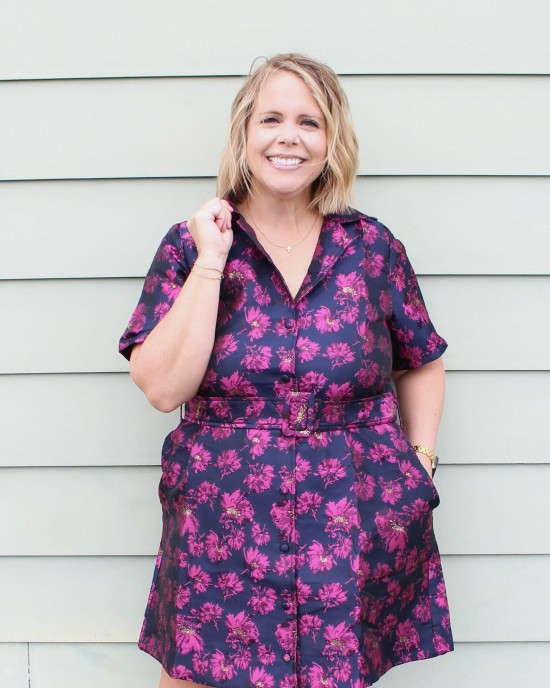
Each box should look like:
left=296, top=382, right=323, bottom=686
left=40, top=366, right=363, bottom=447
left=1, top=0, right=549, bottom=78
left=1, top=277, right=548, bottom=373
left=1, top=371, right=548, bottom=466
left=1, top=556, right=550, bottom=643
left=1, top=465, right=549, bottom=556
left=2, top=76, right=550, bottom=179
left=1, top=2, right=548, bottom=686
left=0, top=642, right=544, bottom=688
left=1, top=177, right=549, bottom=279
left=0, top=643, right=28, bottom=688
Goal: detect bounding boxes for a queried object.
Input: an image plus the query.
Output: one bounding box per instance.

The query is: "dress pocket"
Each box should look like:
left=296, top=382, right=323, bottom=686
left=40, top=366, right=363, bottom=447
left=159, top=420, right=202, bottom=506
left=392, top=426, right=440, bottom=509
left=408, top=444, right=435, bottom=485
left=409, top=446, right=440, bottom=509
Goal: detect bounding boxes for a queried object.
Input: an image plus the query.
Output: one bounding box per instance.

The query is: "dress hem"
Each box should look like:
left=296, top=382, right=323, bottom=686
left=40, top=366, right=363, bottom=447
left=138, top=638, right=454, bottom=687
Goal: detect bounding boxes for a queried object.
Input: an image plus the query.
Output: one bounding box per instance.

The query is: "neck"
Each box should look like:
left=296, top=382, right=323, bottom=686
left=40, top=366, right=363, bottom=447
left=240, top=193, right=318, bottom=233
left=239, top=195, right=322, bottom=255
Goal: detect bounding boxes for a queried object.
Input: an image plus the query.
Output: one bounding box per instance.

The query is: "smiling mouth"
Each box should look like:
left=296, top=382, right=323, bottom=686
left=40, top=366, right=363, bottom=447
left=267, top=156, right=304, bottom=167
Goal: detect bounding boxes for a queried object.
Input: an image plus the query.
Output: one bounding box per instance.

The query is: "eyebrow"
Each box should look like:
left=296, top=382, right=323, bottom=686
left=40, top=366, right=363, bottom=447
left=258, top=110, right=323, bottom=119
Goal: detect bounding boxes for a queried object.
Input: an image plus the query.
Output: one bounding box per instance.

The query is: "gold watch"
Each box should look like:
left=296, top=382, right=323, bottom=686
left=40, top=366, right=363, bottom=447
left=413, top=445, right=439, bottom=474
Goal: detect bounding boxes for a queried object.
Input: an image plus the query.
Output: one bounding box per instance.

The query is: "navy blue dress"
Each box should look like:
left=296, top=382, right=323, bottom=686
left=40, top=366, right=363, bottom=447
left=119, top=207, right=454, bottom=687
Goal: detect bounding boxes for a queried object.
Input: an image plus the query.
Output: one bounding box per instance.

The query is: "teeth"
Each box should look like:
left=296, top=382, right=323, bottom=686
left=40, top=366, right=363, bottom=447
left=269, top=157, right=303, bottom=167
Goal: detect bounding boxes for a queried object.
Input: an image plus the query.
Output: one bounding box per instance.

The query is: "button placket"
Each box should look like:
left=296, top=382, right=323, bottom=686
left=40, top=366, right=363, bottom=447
left=281, top=310, right=299, bottom=670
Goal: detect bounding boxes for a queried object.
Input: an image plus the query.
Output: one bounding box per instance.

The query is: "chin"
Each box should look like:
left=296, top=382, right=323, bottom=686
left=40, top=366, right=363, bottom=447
left=261, top=180, right=313, bottom=200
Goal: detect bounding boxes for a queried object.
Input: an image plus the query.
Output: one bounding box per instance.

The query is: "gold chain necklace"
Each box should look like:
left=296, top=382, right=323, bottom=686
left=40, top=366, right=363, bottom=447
left=247, top=207, right=320, bottom=253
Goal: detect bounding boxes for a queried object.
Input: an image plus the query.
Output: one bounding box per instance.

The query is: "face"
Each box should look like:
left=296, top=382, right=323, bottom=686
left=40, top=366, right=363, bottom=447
left=245, top=70, right=328, bottom=204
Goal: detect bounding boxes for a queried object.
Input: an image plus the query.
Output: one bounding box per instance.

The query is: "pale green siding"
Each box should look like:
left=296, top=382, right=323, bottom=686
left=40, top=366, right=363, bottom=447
left=6, top=642, right=550, bottom=688
left=1, top=556, right=549, bottom=642
left=2, top=372, right=548, bottom=467
left=1, top=0, right=549, bottom=78
left=1, top=77, right=550, bottom=180
left=1, top=1, right=549, bottom=686
left=0, top=643, right=28, bottom=688
left=1, top=177, right=549, bottom=279
left=1, top=277, right=548, bottom=373
left=1, top=466, right=549, bottom=555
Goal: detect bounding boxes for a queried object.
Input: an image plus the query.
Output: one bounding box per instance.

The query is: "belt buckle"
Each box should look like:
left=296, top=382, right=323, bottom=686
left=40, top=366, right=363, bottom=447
left=282, top=391, right=315, bottom=437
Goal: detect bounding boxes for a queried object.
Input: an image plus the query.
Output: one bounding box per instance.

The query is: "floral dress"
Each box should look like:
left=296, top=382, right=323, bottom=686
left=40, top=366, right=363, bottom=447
left=119, top=206, right=454, bottom=687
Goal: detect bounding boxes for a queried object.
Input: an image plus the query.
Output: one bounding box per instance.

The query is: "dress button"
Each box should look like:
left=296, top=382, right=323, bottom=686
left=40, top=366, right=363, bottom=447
left=282, top=653, right=291, bottom=662
left=284, top=319, right=294, bottom=330
left=282, top=601, right=290, bottom=610
left=281, top=374, right=290, bottom=383
left=280, top=543, right=290, bottom=552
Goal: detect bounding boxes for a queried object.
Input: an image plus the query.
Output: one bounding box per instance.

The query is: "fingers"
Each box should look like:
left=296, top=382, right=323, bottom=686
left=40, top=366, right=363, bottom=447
left=201, top=197, right=233, bottom=232
left=189, top=198, right=232, bottom=232
left=187, top=197, right=234, bottom=258
left=214, top=198, right=233, bottom=232
left=221, top=198, right=234, bottom=214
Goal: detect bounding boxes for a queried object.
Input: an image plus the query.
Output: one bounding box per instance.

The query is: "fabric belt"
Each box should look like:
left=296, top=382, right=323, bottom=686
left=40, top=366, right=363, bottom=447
left=184, top=391, right=398, bottom=437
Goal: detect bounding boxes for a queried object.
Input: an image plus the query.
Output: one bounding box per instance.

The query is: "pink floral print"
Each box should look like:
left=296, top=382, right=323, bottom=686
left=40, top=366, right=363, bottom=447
left=120, top=207, right=453, bottom=687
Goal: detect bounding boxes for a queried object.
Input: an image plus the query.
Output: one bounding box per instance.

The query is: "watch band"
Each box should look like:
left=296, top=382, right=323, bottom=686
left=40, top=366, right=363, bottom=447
left=413, top=445, right=439, bottom=474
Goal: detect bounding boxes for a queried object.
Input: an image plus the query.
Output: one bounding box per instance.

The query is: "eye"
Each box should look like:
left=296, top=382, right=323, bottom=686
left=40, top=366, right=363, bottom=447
left=260, top=116, right=279, bottom=124
left=301, top=119, right=320, bottom=128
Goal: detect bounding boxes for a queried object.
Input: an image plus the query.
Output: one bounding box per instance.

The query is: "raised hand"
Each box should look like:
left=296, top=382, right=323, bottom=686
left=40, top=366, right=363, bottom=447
left=187, top=197, right=234, bottom=261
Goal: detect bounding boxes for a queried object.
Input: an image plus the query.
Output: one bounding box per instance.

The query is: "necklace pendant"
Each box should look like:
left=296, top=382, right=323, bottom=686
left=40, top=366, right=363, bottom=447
left=286, top=245, right=292, bottom=253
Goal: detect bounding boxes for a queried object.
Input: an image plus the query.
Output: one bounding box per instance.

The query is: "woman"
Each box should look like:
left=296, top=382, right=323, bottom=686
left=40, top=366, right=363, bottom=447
left=120, top=53, right=453, bottom=688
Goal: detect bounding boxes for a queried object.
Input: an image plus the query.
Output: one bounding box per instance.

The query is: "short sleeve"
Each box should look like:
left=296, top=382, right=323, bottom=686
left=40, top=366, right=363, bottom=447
left=118, top=223, right=191, bottom=361
left=388, top=233, right=447, bottom=370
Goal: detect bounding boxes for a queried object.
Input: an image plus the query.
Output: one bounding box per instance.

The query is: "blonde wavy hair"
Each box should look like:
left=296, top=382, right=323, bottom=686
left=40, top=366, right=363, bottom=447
left=217, top=53, right=359, bottom=216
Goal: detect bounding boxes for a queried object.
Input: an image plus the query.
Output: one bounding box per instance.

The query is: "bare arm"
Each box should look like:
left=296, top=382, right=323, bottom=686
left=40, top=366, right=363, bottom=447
left=129, top=198, right=234, bottom=412
left=392, top=356, right=445, bottom=477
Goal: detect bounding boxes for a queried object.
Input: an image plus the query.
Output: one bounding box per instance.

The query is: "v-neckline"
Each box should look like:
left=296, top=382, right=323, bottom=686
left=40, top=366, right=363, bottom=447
left=229, top=203, right=365, bottom=303
left=234, top=212, right=327, bottom=302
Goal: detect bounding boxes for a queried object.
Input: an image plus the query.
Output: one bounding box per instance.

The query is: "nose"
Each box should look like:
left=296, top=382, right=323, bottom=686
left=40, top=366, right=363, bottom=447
left=277, top=122, right=300, bottom=145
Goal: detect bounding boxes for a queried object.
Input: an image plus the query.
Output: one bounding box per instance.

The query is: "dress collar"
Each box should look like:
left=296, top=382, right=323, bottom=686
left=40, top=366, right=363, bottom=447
left=226, top=199, right=365, bottom=236
left=225, top=199, right=372, bottom=302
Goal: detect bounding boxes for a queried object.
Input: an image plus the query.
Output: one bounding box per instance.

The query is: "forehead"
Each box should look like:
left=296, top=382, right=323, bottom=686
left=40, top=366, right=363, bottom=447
left=252, top=70, right=324, bottom=114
